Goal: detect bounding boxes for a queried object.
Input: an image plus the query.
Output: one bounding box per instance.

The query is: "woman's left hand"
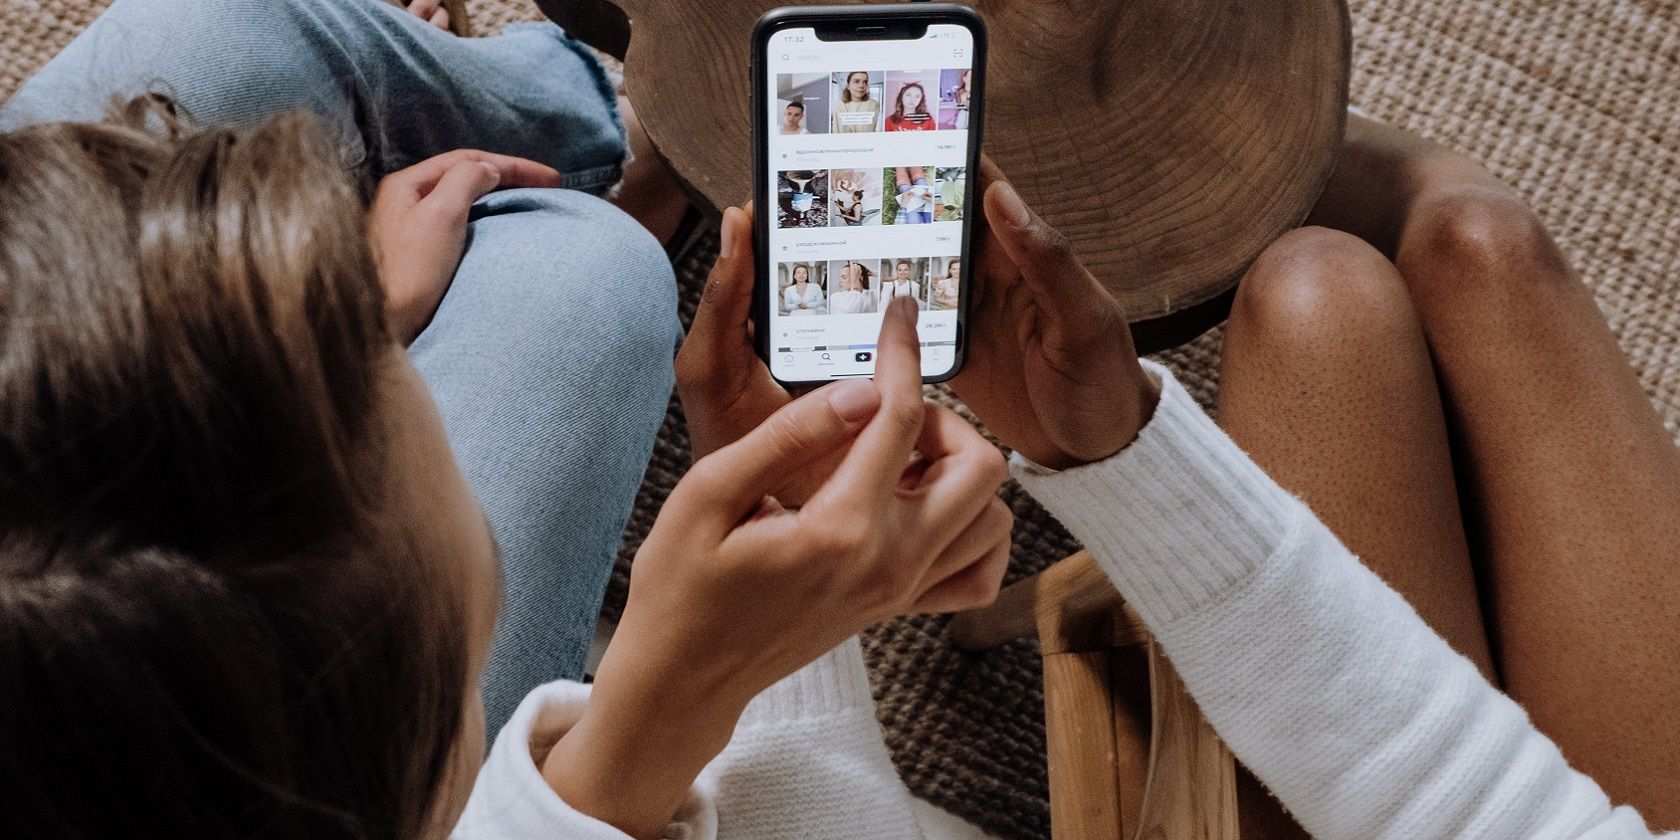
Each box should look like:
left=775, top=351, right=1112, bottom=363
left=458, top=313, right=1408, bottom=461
left=368, top=150, right=562, bottom=344
left=678, top=205, right=852, bottom=504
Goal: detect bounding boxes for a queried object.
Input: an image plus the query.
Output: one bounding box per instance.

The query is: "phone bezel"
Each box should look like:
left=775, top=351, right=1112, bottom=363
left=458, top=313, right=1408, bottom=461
left=751, top=3, right=987, bottom=388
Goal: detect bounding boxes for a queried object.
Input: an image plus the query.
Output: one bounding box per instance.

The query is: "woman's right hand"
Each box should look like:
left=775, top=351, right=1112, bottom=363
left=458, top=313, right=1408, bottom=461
left=544, top=298, right=1013, bottom=839
left=368, top=150, right=562, bottom=344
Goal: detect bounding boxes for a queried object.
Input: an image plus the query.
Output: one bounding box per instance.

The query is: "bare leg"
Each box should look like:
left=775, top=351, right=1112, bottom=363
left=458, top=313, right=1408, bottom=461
left=1215, top=227, right=1496, bottom=838
left=1398, top=173, right=1680, bottom=827
left=1220, top=229, right=1496, bottom=674
left=1310, top=116, right=1680, bottom=826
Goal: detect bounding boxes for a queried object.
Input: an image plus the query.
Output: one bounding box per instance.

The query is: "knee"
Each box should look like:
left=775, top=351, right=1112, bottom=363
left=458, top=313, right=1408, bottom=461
left=173, top=0, right=331, bottom=43
left=470, top=189, right=679, bottom=363
left=1395, top=185, right=1572, bottom=304
left=1230, top=227, right=1419, bottom=356
left=564, top=199, right=680, bottom=357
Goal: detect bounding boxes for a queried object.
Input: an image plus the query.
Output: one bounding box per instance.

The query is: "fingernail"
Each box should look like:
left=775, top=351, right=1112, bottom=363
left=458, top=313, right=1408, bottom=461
left=892, top=295, right=916, bottom=323
left=719, top=208, right=741, bottom=259
left=827, top=379, right=881, bottom=422
left=994, top=181, right=1031, bottom=228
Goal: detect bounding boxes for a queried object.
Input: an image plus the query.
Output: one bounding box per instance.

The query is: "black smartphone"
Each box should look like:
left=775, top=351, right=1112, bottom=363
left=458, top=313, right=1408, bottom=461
left=751, top=3, right=986, bottom=386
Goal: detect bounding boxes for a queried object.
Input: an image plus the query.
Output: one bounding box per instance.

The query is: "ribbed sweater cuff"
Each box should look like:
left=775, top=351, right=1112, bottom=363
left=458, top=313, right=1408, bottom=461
left=1011, top=359, right=1303, bottom=627
left=736, top=637, right=876, bottom=729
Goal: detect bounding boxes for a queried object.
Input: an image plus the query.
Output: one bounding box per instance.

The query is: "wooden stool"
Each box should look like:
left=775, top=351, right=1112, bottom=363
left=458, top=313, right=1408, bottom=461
left=950, top=551, right=1239, bottom=840
left=534, top=0, right=1350, bottom=352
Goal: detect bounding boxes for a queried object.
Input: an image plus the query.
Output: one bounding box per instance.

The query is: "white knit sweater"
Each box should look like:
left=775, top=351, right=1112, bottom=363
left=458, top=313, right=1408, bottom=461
left=453, top=361, right=1672, bottom=840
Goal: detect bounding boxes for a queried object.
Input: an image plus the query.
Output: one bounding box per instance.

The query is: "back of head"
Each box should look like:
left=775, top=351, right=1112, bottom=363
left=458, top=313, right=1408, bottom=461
left=0, top=98, right=467, bottom=839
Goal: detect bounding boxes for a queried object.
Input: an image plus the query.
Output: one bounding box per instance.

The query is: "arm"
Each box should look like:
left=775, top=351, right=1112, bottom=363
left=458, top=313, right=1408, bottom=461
left=457, top=209, right=1014, bottom=839
left=1014, top=362, right=1668, bottom=839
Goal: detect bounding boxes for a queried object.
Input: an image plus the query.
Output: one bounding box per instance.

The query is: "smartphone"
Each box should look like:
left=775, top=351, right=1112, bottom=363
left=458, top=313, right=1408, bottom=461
left=752, top=3, right=986, bottom=386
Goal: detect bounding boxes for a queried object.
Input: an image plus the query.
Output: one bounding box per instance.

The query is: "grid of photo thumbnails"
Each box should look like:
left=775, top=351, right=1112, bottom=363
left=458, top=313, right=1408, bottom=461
left=776, top=69, right=972, bottom=137
left=776, top=255, right=964, bottom=316
left=773, top=68, right=972, bottom=318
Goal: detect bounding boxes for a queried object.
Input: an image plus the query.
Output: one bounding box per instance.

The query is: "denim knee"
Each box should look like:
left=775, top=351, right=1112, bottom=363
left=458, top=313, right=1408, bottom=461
left=419, top=188, right=680, bottom=392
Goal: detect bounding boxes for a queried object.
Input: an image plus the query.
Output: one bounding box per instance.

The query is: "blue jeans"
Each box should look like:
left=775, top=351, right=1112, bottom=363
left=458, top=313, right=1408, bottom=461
left=3, top=0, right=679, bottom=735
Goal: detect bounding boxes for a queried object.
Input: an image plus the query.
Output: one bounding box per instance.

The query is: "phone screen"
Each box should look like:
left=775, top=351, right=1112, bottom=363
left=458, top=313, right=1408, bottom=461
left=763, top=23, right=977, bottom=383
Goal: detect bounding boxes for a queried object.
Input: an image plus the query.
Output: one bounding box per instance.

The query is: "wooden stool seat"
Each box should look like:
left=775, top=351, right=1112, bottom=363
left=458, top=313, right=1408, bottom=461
left=536, top=0, right=1349, bottom=352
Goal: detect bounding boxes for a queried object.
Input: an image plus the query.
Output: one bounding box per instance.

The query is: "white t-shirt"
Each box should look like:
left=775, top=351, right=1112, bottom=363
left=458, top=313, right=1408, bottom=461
left=882, top=280, right=926, bottom=309
left=829, top=289, right=875, bottom=315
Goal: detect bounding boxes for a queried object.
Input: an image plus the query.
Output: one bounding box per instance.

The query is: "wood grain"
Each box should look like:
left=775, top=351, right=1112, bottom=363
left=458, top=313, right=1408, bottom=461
left=955, top=551, right=1239, bottom=838
left=538, top=0, right=1348, bottom=343
left=1044, top=650, right=1125, bottom=840
left=1134, top=641, right=1241, bottom=839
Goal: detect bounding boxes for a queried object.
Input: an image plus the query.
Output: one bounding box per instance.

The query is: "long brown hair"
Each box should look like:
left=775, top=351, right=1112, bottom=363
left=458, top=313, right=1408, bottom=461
left=893, top=82, right=929, bottom=119
left=0, top=97, right=468, bottom=839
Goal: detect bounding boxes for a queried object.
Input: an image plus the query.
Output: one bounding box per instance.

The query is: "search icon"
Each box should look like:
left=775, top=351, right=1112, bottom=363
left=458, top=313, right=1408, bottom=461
left=820, top=352, right=831, bottom=361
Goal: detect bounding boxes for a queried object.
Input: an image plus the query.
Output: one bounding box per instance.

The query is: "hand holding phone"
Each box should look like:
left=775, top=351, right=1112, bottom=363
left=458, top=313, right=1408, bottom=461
left=678, top=204, right=836, bottom=504
left=948, top=162, right=1161, bottom=471
left=753, top=4, right=986, bottom=386
left=561, top=289, right=1011, bottom=839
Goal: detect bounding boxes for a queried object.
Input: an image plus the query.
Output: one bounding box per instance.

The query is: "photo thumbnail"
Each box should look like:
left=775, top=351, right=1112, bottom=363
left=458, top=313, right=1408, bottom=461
left=827, top=258, right=881, bottom=315
left=930, top=256, right=962, bottom=311
left=829, top=70, right=884, bottom=133
left=777, top=169, right=829, bottom=229
left=935, top=167, right=967, bottom=222
left=880, top=257, right=930, bottom=310
left=775, top=73, right=827, bottom=136
left=884, top=70, right=941, bottom=132
left=828, top=168, right=884, bottom=227
left=938, top=69, right=972, bottom=130
left=883, top=165, right=936, bottom=225
left=778, top=261, right=828, bottom=316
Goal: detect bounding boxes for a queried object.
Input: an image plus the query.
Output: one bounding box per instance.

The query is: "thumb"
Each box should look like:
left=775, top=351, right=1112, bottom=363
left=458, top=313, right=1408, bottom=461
left=982, top=181, right=1115, bottom=333
left=419, top=160, right=502, bottom=224
left=680, top=379, right=882, bottom=526
left=686, top=206, right=755, bottom=358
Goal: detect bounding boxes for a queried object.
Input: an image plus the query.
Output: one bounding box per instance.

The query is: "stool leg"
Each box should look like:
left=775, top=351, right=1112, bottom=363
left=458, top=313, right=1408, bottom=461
left=1134, top=641, right=1240, bottom=839
left=1045, top=649, right=1125, bottom=840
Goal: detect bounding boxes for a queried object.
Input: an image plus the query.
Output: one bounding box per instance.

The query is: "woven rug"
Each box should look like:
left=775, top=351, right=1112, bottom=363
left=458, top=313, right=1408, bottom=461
left=5, top=2, right=1677, bottom=837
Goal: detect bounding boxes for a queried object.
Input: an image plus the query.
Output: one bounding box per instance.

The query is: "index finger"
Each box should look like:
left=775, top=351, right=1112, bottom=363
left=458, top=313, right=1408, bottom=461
left=808, top=297, right=925, bottom=511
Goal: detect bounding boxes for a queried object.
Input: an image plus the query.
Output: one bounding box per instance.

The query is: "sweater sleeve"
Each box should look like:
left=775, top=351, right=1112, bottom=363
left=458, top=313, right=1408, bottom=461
left=697, top=637, right=927, bottom=840
left=451, top=679, right=717, bottom=840
left=451, top=639, right=926, bottom=840
left=1013, top=359, right=1671, bottom=840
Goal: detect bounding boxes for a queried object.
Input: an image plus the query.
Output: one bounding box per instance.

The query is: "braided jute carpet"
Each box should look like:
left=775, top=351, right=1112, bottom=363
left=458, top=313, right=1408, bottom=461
left=6, top=1, right=1678, bottom=837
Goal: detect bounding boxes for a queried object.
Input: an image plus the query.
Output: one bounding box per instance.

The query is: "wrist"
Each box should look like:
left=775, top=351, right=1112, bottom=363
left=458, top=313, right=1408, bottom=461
left=541, top=658, right=745, bottom=838
left=384, top=298, right=425, bottom=346
left=1040, top=366, right=1163, bottom=470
